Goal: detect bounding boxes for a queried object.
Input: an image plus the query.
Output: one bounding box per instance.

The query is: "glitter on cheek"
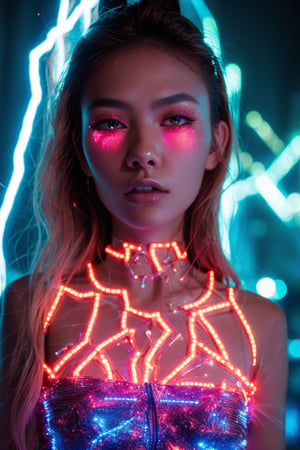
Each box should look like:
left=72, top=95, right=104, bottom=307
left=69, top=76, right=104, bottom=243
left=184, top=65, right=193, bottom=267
left=90, top=130, right=125, bottom=151
left=162, top=127, right=198, bottom=152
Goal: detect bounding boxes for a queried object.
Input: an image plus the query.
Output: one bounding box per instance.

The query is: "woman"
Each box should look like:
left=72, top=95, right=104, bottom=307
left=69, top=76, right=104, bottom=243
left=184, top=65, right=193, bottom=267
left=0, top=0, right=288, bottom=448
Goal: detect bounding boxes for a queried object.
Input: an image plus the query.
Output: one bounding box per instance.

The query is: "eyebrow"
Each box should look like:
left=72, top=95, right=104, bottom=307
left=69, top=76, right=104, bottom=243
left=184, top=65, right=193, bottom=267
left=87, top=93, right=199, bottom=112
left=151, top=93, right=199, bottom=109
left=87, top=98, right=133, bottom=112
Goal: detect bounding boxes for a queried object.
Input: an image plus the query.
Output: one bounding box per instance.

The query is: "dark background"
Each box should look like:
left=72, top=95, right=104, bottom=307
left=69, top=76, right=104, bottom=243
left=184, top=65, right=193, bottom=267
left=1, top=1, right=299, bottom=446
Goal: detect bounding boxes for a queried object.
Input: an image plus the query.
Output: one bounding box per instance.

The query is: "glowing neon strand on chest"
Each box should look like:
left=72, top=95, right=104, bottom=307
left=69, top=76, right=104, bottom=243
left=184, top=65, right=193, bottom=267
left=43, top=241, right=257, bottom=397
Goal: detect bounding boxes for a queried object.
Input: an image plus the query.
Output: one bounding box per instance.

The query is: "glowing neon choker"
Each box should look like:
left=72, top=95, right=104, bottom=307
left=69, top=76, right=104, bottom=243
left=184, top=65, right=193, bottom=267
left=104, top=241, right=189, bottom=287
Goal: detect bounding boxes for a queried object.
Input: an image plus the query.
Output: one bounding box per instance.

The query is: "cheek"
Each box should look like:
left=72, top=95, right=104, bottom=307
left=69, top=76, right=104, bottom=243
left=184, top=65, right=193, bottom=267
left=162, top=127, right=199, bottom=152
left=89, top=130, right=125, bottom=152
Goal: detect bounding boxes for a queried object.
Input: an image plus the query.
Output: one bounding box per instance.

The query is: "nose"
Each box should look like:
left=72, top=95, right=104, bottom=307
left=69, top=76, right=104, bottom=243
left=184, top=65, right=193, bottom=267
left=126, top=125, right=161, bottom=169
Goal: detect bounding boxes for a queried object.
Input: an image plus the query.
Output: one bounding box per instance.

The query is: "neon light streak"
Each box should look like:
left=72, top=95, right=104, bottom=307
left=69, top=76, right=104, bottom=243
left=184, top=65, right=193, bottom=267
left=162, top=285, right=256, bottom=395
left=181, top=270, right=215, bottom=310
left=246, top=111, right=284, bottom=155
left=203, top=17, right=221, bottom=60
left=228, top=288, right=257, bottom=367
left=254, top=172, right=294, bottom=222
left=105, top=241, right=187, bottom=271
left=43, top=286, right=100, bottom=378
left=0, top=0, right=99, bottom=294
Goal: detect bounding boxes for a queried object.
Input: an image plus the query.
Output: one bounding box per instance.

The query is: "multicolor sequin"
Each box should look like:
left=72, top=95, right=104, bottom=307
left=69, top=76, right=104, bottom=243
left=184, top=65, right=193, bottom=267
left=37, top=377, right=250, bottom=449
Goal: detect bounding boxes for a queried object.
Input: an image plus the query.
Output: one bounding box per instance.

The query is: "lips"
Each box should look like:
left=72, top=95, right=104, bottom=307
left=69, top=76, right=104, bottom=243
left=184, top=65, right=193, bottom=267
left=123, top=179, right=169, bottom=203
left=124, top=179, right=168, bottom=195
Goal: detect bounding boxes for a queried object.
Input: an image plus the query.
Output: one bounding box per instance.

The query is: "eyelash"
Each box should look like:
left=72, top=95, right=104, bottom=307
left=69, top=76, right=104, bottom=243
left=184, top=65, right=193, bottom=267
left=88, top=118, right=126, bottom=132
left=88, top=111, right=196, bottom=132
left=161, top=113, right=196, bottom=127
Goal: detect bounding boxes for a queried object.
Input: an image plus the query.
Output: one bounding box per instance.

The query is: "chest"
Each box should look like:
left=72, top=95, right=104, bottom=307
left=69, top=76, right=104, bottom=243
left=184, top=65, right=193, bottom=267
left=44, top=283, right=255, bottom=394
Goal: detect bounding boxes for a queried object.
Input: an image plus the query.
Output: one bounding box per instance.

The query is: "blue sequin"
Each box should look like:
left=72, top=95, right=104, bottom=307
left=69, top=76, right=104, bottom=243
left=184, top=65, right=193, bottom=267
left=36, top=378, right=251, bottom=449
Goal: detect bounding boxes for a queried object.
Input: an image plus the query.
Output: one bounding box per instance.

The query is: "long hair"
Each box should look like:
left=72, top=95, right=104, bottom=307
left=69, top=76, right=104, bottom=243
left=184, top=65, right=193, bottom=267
left=9, top=1, right=239, bottom=447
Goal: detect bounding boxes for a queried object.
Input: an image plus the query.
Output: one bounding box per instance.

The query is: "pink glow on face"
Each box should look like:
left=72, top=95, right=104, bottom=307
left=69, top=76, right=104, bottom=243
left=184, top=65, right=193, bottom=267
left=162, top=126, right=197, bottom=152
left=90, top=129, right=125, bottom=152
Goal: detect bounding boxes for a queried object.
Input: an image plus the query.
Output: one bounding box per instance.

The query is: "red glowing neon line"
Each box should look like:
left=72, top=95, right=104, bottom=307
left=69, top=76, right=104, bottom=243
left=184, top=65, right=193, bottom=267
left=105, top=241, right=187, bottom=273
left=162, top=312, right=199, bottom=384
left=88, top=264, right=173, bottom=383
left=199, top=301, right=231, bottom=314
left=73, top=328, right=136, bottom=377
left=162, top=288, right=257, bottom=393
left=181, top=270, right=215, bottom=310
left=196, top=341, right=256, bottom=395
left=228, top=287, right=257, bottom=367
left=43, top=258, right=257, bottom=397
left=198, top=311, right=229, bottom=361
left=43, top=288, right=100, bottom=376
left=149, top=242, right=187, bottom=272
left=44, top=285, right=64, bottom=331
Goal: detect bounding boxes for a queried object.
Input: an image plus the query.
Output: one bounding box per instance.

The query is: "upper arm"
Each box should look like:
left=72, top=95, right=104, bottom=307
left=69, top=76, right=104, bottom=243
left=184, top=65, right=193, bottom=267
left=1, top=276, right=31, bottom=369
left=0, top=276, right=31, bottom=448
left=246, top=299, right=288, bottom=450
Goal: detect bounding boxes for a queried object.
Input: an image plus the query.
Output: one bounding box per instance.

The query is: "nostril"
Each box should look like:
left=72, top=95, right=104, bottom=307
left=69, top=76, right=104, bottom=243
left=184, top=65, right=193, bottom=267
left=126, top=150, right=159, bottom=169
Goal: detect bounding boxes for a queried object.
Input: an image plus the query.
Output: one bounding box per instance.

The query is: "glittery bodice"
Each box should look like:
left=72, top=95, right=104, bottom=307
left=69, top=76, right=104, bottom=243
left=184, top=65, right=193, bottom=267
left=37, top=377, right=250, bottom=449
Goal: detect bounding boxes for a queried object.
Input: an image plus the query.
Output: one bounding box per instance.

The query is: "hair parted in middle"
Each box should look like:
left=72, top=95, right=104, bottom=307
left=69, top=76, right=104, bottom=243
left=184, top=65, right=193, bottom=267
left=35, top=0, right=237, bottom=286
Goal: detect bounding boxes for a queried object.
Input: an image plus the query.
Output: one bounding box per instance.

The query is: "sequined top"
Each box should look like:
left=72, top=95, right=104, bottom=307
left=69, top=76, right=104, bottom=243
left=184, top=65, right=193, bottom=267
left=37, top=377, right=250, bottom=449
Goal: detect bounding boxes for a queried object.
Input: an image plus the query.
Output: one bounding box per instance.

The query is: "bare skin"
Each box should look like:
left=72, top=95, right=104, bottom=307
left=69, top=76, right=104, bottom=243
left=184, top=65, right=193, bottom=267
left=0, top=45, right=288, bottom=449
left=1, top=258, right=287, bottom=450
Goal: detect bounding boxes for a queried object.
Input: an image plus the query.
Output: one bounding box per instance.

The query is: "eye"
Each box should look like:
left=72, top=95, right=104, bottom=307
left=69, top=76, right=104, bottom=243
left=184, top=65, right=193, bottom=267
left=162, top=114, right=196, bottom=127
left=89, top=118, right=126, bottom=131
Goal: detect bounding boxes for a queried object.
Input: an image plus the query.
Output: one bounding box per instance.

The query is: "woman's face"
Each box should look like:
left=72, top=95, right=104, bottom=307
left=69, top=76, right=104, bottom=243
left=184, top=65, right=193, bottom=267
left=81, top=45, right=228, bottom=243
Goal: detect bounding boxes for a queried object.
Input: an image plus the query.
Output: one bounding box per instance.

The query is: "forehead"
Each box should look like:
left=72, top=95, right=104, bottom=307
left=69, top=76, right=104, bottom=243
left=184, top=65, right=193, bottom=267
left=82, top=44, right=209, bottom=104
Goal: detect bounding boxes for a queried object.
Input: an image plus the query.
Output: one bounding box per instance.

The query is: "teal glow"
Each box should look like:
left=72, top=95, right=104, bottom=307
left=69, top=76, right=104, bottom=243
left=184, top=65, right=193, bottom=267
left=225, top=63, right=242, bottom=95
left=268, top=135, right=300, bottom=180
left=254, top=173, right=294, bottom=222
left=256, top=277, right=287, bottom=300
left=246, top=110, right=284, bottom=154
left=273, top=279, right=288, bottom=300
left=256, top=277, right=276, bottom=298
left=288, top=339, right=300, bottom=359
left=0, top=0, right=99, bottom=294
left=0, top=0, right=226, bottom=293
left=1, top=0, right=299, bottom=298
left=228, top=134, right=300, bottom=225
left=203, top=17, right=221, bottom=59
left=286, top=404, right=300, bottom=441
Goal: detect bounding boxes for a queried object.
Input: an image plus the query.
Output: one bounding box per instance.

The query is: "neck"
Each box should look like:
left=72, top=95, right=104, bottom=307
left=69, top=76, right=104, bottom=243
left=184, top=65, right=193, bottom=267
left=111, top=219, right=185, bottom=246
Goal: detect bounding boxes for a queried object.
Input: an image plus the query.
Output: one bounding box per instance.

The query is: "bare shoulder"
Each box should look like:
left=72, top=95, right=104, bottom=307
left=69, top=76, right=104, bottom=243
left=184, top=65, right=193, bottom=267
left=3, top=274, right=31, bottom=297
left=1, top=276, right=33, bottom=361
left=236, top=290, right=288, bottom=449
left=236, top=288, right=287, bottom=331
left=235, top=288, right=287, bottom=368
